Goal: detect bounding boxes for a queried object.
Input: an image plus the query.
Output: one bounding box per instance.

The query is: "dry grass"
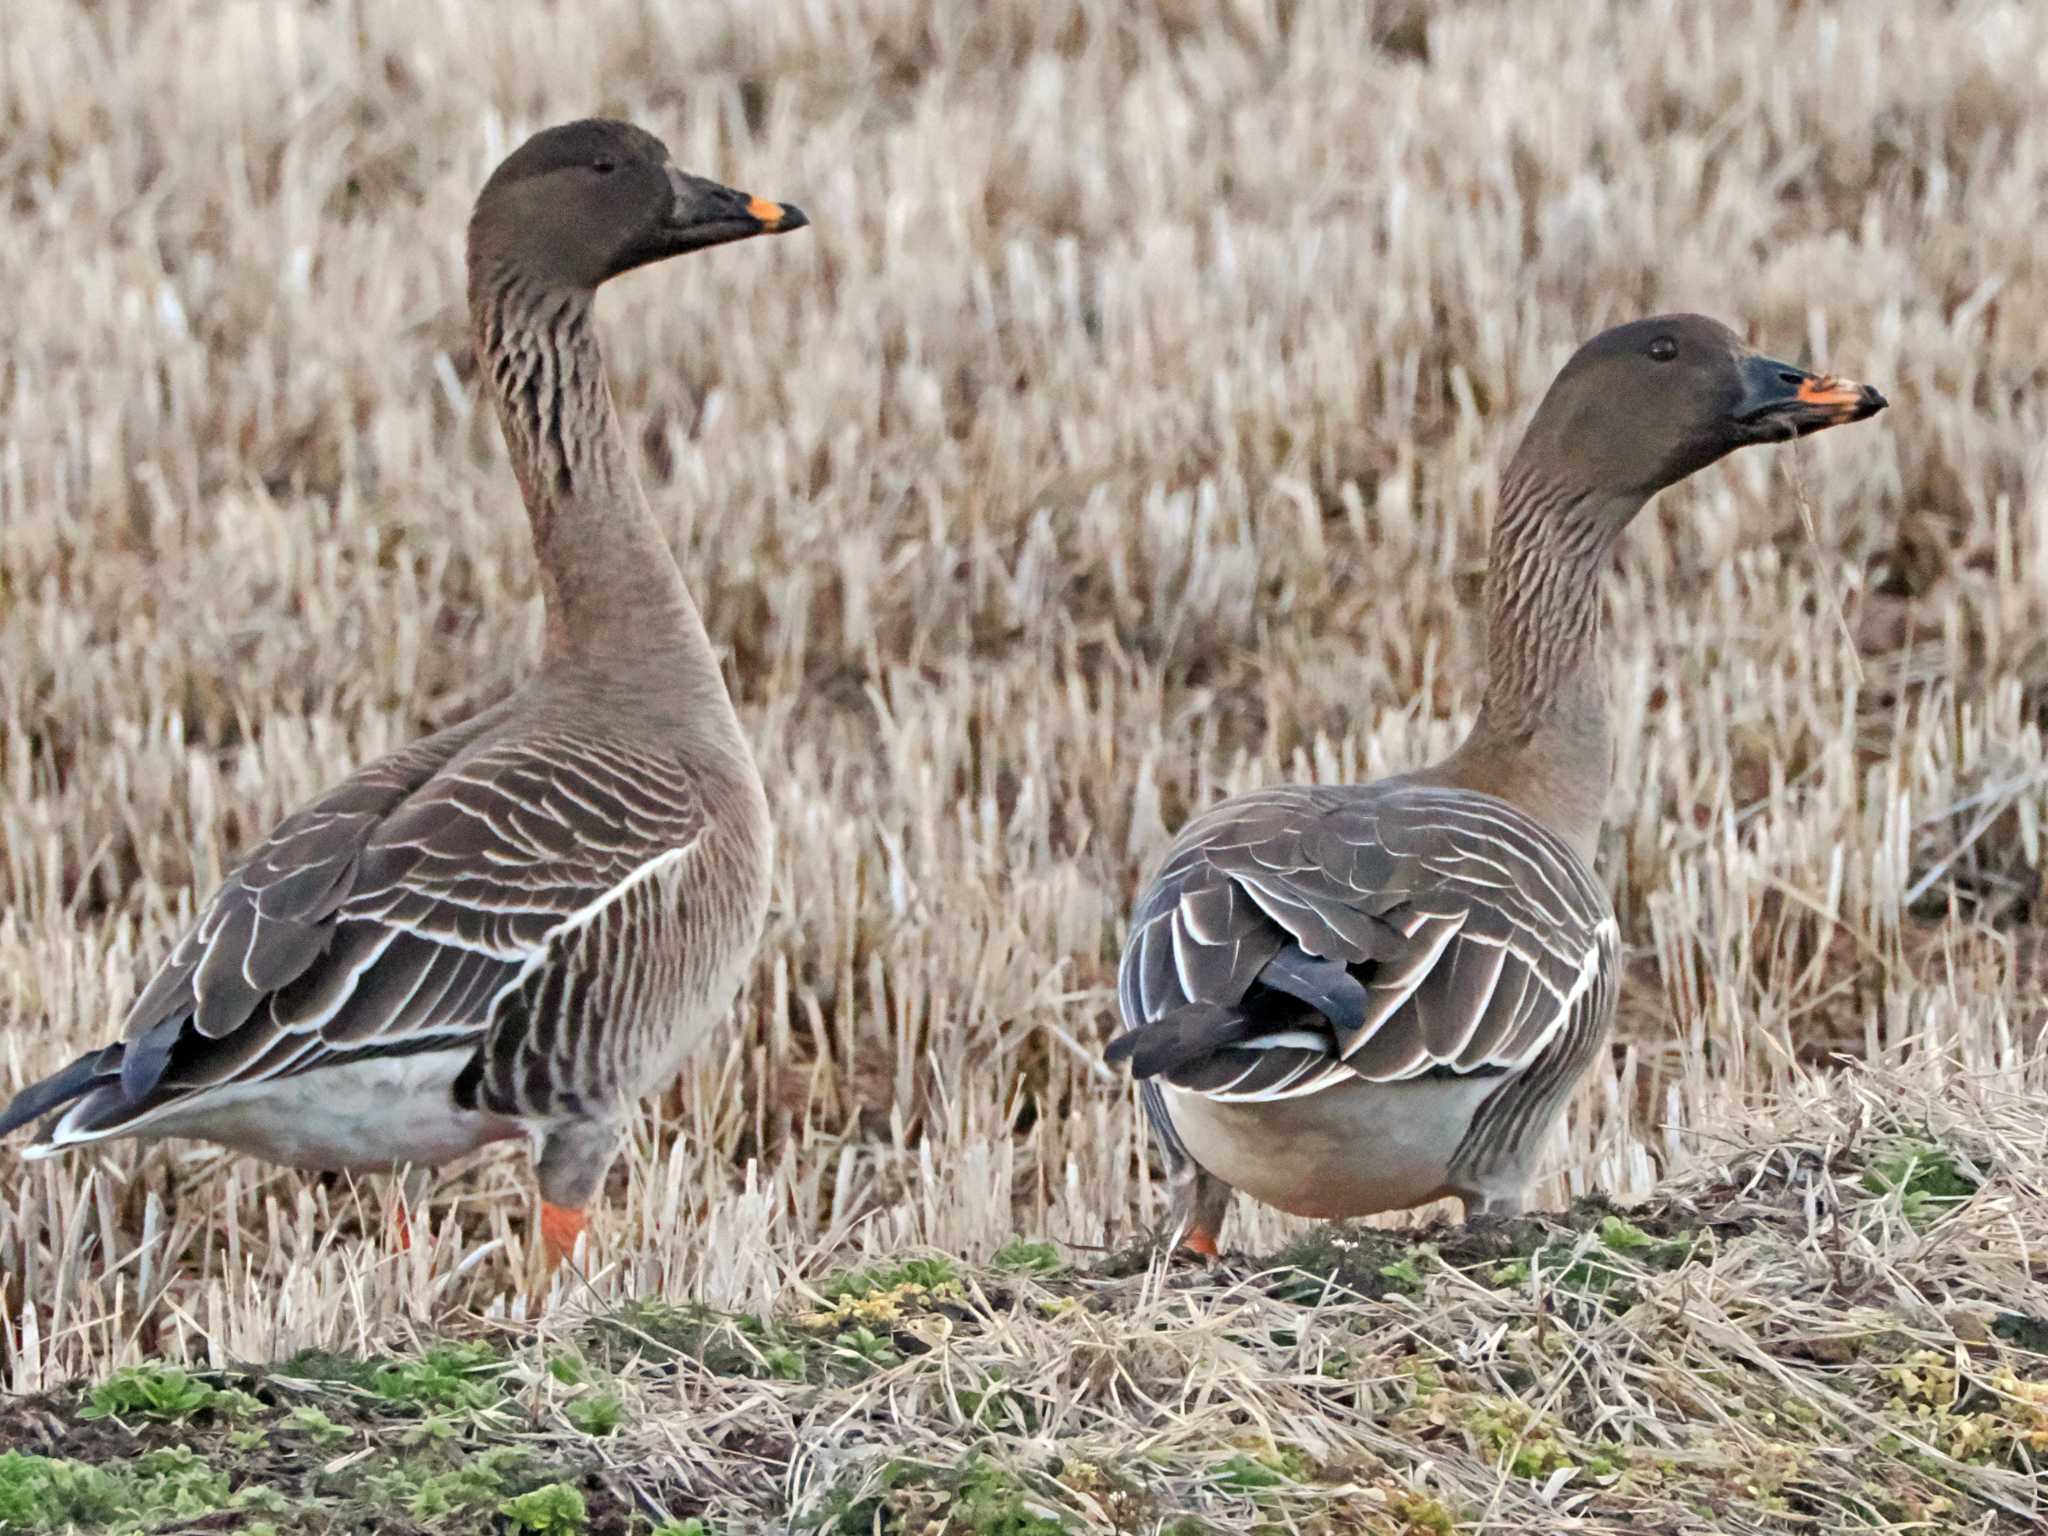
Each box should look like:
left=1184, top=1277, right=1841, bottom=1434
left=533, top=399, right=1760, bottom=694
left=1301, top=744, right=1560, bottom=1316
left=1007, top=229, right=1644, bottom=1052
left=1, top=0, right=2045, bottom=1528
left=3, top=1077, right=2045, bottom=1531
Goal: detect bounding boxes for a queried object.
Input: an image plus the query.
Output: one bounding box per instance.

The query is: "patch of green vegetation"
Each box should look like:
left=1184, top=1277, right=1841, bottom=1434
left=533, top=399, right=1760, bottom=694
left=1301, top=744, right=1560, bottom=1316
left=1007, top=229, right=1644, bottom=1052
left=1591, top=1214, right=1693, bottom=1262
left=1863, top=1138, right=1981, bottom=1224
left=1460, top=1397, right=1620, bottom=1482
left=273, top=1347, right=384, bottom=1389
left=1375, top=1245, right=1435, bottom=1294
left=0, top=1451, right=123, bottom=1529
left=1992, top=1312, right=2048, bottom=1352
left=547, top=1350, right=591, bottom=1386
left=0, top=1446, right=298, bottom=1533
left=402, top=1411, right=464, bottom=1448
left=118, top=1447, right=237, bottom=1521
left=592, top=1298, right=803, bottom=1381
left=2, top=1344, right=638, bottom=1536
left=1269, top=1224, right=1431, bottom=1302
left=788, top=1260, right=976, bottom=1383
left=357, top=1443, right=542, bottom=1524
left=828, top=1325, right=900, bottom=1372
left=367, top=1340, right=508, bottom=1414
left=282, top=1404, right=355, bottom=1445
left=818, top=1254, right=960, bottom=1302
left=80, top=1365, right=263, bottom=1424
left=1206, top=1450, right=1301, bottom=1493
left=651, top=1522, right=713, bottom=1536
left=271, top=1339, right=511, bottom=1419
left=598, top=1294, right=897, bottom=1400
left=564, top=1392, right=625, bottom=1437
left=760, top=1343, right=807, bottom=1381
left=1486, top=1216, right=1700, bottom=1315
left=501, top=1480, right=589, bottom=1533
left=812, top=1453, right=1068, bottom=1535
left=1883, top=1350, right=2048, bottom=1465
left=1386, top=1489, right=1460, bottom=1533
left=991, top=1238, right=1065, bottom=1275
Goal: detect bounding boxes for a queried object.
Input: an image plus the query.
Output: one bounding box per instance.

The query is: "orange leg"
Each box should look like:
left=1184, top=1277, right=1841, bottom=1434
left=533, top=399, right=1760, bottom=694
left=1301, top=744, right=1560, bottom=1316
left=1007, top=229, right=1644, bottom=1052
left=540, top=1202, right=589, bottom=1269
left=387, top=1167, right=434, bottom=1254
left=1181, top=1222, right=1221, bottom=1261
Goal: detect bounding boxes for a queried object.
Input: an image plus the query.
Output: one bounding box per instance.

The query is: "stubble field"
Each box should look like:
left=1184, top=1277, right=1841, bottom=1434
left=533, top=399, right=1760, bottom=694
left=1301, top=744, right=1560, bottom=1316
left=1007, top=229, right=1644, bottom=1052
left=2, top=1, right=2046, bottom=1530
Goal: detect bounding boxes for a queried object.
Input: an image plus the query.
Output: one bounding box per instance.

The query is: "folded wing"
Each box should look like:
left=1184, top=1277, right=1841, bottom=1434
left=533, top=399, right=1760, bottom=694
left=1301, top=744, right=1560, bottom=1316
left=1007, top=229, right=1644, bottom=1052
left=1112, top=782, right=1616, bottom=1106
left=5, top=716, right=703, bottom=1147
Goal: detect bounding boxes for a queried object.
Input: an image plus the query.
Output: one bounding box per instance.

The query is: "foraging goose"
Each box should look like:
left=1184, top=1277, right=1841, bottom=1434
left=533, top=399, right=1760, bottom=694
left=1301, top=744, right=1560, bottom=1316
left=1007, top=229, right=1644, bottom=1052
left=1110, top=315, right=1886, bottom=1255
left=0, top=120, right=806, bottom=1263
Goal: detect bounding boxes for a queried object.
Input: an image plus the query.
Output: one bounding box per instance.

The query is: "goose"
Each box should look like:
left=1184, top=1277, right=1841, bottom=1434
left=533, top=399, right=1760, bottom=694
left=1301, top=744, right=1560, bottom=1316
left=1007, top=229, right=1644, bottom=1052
left=1109, top=315, right=1887, bottom=1256
left=0, top=119, right=806, bottom=1265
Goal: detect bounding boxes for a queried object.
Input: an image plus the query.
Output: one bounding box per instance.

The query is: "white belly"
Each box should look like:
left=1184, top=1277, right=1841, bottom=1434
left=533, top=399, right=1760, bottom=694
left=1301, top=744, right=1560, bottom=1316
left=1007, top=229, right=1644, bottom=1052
left=1163, top=1073, right=1509, bottom=1217
left=143, top=1049, right=521, bottom=1171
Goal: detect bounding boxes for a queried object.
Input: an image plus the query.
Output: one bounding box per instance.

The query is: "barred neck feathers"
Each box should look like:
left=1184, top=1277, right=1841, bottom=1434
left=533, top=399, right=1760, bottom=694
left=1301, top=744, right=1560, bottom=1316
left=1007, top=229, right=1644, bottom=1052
left=1435, top=460, right=1644, bottom=860
left=469, top=271, right=699, bottom=670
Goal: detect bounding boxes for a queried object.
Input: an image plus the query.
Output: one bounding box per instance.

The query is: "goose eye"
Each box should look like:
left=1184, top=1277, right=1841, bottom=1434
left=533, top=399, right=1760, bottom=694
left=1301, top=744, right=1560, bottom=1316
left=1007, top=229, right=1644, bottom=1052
left=1648, top=336, right=1678, bottom=362
left=591, top=159, right=618, bottom=176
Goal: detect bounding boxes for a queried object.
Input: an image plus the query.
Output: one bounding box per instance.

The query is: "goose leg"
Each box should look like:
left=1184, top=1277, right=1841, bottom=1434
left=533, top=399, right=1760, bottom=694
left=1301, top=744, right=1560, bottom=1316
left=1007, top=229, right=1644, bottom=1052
left=1171, top=1162, right=1234, bottom=1261
left=534, top=1118, right=620, bottom=1270
left=539, top=1202, right=590, bottom=1268
left=388, top=1164, right=435, bottom=1251
left=1466, top=1189, right=1525, bottom=1220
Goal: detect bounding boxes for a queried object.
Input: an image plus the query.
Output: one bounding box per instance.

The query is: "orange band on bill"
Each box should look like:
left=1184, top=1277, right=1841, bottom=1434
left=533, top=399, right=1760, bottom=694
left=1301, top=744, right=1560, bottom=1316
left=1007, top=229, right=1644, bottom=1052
left=1795, top=375, right=1869, bottom=408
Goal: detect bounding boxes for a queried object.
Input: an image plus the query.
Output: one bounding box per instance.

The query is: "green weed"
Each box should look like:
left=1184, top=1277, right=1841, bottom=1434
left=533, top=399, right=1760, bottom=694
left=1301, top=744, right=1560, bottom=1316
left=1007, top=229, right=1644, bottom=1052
left=819, top=1255, right=960, bottom=1302
left=1864, top=1139, right=1980, bottom=1224
left=990, top=1238, right=1065, bottom=1275
left=594, top=1299, right=803, bottom=1380
left=565, top=1393, right=625, bottom=1437
left=0, top=1452, right=123, bottom=1529
left=368, top=1340, right=507, bottom=1414
left=81, top=1366, right=262, bottom=1424
left=501, top=1481, right=590, bottom=1533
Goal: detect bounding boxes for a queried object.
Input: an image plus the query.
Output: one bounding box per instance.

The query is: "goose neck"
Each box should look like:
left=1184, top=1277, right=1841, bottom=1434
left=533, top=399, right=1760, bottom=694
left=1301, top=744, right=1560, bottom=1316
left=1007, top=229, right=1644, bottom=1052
left=471, top=276, right=726, bottom=700
left=1439, top=467, right=1647, bottom=857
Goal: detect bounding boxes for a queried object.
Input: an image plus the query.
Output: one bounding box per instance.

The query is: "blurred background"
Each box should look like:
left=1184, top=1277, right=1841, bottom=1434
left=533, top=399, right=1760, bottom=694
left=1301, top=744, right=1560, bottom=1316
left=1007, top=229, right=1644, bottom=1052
left=1, top=0, right=2043, bottom=1373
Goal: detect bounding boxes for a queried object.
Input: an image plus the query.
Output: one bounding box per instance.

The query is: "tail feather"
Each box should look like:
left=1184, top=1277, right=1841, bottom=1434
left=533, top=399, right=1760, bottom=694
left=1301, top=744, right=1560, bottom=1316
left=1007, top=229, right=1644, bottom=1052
left=1107, top=1003, right=1250, bottom=1079
left=0, top=1048, right=119, bottom=1141
left=1255, top=949, right=1369, bottom=1034
left=119, top=1012, right=186, bottom=1103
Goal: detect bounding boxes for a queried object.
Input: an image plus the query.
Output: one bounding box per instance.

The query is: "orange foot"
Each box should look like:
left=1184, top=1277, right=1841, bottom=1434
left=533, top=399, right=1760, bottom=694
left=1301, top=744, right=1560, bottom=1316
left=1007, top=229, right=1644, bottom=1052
left=540, top=1202, right=589, bottom=1269
left=1181, top=1223, right=1221, bottom=1262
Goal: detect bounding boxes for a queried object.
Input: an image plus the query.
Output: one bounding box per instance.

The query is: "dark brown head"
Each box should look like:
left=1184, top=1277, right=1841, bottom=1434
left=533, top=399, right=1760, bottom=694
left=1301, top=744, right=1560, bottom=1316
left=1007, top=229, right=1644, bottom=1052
left=1511, top=313, right=1887, bottom=504
left=466, top=119, right=806, bottom=293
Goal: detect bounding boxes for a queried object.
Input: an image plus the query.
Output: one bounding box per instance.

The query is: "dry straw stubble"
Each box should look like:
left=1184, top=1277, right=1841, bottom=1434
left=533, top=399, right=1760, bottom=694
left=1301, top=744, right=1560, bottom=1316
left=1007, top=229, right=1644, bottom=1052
left=0, top=4, right=2043, bottom=1518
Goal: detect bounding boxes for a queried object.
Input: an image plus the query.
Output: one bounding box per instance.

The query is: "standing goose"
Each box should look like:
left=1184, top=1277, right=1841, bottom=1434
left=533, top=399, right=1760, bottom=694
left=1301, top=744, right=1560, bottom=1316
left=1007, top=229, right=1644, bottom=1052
left=1110, top=315, right=1886, bottom=1256
left=0, top=120, right=806, bottom=1264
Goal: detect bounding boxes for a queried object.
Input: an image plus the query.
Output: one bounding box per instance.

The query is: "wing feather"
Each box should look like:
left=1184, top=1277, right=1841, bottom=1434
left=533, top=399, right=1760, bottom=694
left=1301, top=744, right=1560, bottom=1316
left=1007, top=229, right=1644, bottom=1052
left=1111, top=780, right=1616, bottom=1109
left=7, top=709, right=707, bottom=1148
